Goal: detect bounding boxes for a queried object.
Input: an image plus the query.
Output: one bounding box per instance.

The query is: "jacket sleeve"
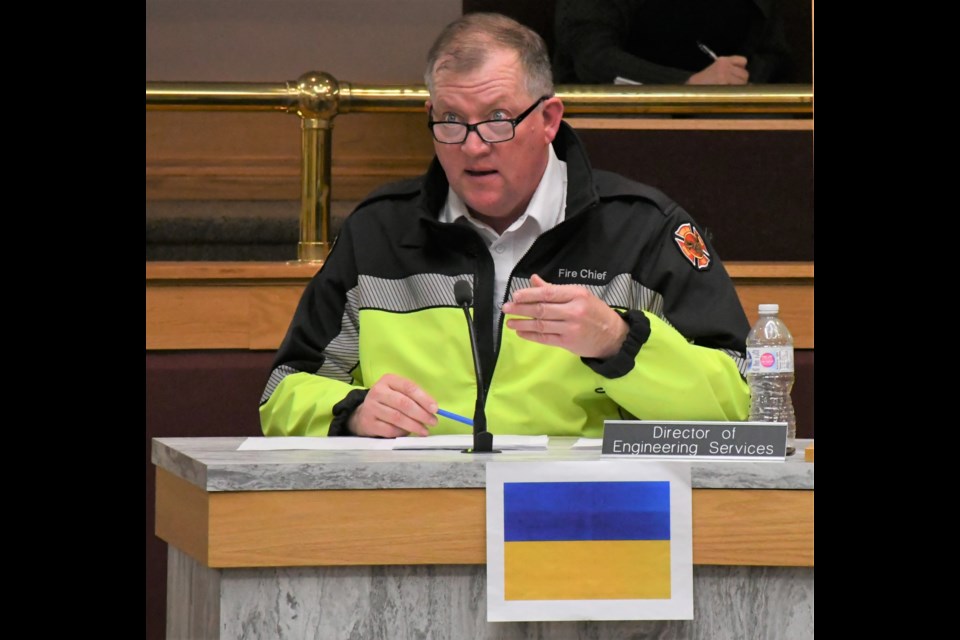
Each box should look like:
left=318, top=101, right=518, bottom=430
left=586, top=310, right=750, bottom=421
left=583, top=201, right=751, bottom=421
left=554, top=0, right=696, bottom=84
left=742, top=0, right=793, bottom=83
left=258, top=220, right=367, bottom=436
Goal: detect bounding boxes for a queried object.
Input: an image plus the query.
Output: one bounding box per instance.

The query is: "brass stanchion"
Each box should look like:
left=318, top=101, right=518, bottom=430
left=293, top=72, right=340, bottom=264
left=297, top=117, right=332, bottom=263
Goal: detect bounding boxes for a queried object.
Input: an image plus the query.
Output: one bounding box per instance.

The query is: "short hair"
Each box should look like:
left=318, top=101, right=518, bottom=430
left=424, top=13, right=554, bottom=100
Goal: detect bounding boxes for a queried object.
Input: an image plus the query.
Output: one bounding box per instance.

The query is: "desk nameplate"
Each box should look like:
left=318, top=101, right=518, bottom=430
left=603, top=421, right=787, bottom=461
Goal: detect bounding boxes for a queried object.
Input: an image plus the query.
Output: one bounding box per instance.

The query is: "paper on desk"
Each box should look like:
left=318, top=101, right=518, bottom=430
left=237, top=437, right=395, bottom=451
left=614, top=76, right=643, bottom=85
left=392, top=435, right=549, bottom=450
left=571, top=438, right=603, bottom=449
left=237, top=435, right=549, bottom=451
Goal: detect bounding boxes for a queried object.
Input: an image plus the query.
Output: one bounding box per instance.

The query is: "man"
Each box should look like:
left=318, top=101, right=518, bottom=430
left=260, top=13, right=750, bottom=439
left=552, top=0, right=793, bottom=85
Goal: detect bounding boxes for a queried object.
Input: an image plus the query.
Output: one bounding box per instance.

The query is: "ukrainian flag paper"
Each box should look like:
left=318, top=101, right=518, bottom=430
left=486, top=461, right=692, bottom=621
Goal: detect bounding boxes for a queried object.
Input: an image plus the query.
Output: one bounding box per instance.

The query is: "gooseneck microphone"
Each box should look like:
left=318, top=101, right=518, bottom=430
left=453, top=280, right=497, bottom=453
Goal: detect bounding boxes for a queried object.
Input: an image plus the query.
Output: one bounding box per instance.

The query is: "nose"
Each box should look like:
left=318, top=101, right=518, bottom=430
left=460, top=128, right=491, bottom=156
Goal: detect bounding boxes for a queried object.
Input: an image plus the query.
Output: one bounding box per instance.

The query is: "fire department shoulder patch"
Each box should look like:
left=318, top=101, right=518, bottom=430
left=673, top=223, right=711, bottom=270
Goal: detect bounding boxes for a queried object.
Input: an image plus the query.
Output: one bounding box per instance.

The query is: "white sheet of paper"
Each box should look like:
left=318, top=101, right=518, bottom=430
left=571, top=438, right=602, bottom=449
left=237, top=435, right=549, bottom=451
left=392, top=435, right=549, bottom=450
left=236, top=437, right=395, bottom=451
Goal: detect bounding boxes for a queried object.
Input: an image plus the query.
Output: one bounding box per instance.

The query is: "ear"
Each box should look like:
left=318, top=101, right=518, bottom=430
left=541, top=97, right=564, bottom=144
left=425, top=100, right=432, bottom=115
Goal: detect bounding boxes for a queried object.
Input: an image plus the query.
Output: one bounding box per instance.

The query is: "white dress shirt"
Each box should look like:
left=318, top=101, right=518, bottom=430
left=440, top=145, right=568, bottom=340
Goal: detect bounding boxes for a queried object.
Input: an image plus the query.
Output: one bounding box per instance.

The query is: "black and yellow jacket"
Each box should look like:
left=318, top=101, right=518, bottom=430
left=260, top=122, right=750, bottom=438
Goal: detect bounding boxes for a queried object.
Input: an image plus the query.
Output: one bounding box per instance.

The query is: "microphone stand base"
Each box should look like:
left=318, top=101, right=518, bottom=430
left=462, top=430, right=499, bottom=454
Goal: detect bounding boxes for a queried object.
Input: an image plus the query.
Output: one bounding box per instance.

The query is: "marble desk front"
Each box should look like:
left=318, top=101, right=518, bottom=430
left=152, top=437, right=814, bottom=639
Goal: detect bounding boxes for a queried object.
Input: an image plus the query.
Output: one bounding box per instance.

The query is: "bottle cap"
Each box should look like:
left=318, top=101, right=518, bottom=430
left=758, top=303, right=779, bottom=314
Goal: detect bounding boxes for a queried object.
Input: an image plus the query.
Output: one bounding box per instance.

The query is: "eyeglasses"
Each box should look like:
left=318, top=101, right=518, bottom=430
left=427, top=96, right=549, bottom=144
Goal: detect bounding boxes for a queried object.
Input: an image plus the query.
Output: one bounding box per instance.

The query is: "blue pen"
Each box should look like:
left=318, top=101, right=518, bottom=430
left=437, top=408, right=474, bottom=427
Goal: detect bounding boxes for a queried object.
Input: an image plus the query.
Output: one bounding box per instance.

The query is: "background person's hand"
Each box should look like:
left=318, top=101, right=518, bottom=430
left=686, top=56, right=749, bottom=85
left=348, top=373, right=438, bottom=438
left=502, top=274, right=629, bottom=359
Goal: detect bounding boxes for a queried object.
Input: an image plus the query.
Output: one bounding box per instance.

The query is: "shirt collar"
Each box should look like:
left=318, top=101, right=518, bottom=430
left=440, top=145, right=567, bottom=237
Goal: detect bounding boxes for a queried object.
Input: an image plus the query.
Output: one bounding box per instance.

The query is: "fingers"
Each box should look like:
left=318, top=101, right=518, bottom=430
left=505, top=317, right=569, bottom=337
left=507, top=274, right=575, bottom=307
left=501, top=274, right=628, bottom=358
left=717, top=57, right=749, bottom=83
left=505, top=302, right=627, bottom=358
left=504, top=274, right=591, bottom=320
left=349, top=374, right=438, bottom=438
left=349, top=408, right=412, bottom=439
left=686, top=57, right=750, bottom=85
left=530, top=273, right=550, bottom=288
left=503, top=273, right=585, bottom=321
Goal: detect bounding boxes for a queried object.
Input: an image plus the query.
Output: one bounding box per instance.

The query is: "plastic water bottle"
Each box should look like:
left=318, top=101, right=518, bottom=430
left=746, top=304, right=796, bottom=456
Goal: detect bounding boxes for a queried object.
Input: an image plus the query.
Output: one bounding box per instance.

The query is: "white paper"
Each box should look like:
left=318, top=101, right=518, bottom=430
left=236, top=435, right=549, bottom=451
left=571, top=438, right=603, bottom=449
left=392, top=434, right=549, bottom=451
left=486, top=460, right=693, bottom=622
left=236, top=437, right=395, bottom=451
left=614, top=75, right=643, bottom=85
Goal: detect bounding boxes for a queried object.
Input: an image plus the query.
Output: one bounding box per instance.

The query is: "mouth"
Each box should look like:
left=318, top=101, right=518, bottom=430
left=465, top=169, right=498, bottom=178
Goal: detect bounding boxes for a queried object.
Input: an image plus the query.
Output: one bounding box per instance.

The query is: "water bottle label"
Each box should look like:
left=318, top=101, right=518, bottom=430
left=746, top=347, right=794, bottom=373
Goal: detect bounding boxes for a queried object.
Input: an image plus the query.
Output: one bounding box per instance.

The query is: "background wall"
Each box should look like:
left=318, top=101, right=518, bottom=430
left=146, top=0, right=461, bottom=82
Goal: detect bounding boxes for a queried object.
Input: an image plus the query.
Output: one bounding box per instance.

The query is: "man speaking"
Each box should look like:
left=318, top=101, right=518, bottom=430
left=260, top=13, right=751, bottom=439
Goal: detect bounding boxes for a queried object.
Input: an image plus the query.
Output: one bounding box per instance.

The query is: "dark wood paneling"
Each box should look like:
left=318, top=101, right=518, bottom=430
left=576, top=128, right=813, bottom=261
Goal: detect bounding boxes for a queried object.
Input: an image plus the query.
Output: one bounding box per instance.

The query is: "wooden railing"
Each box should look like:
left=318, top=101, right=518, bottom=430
left=145, top=261, right=814, bottom=350
left=147, top=74, right=813, bottom=263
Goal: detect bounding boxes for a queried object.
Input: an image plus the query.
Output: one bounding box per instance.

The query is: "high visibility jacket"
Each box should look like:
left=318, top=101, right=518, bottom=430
left=260, top=123, right=750, bottom=438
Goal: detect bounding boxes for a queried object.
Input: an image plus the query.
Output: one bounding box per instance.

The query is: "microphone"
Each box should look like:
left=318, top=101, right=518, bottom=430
left=453, top=280, right=497, bottom=453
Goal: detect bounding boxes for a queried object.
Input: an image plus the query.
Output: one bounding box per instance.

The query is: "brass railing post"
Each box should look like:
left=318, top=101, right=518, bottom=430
left=147, top=80, right=813, bottom=263
left=293, top=72, right=341, bottom=264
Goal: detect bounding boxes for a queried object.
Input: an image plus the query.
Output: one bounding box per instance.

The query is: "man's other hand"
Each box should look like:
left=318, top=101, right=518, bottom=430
left=502, top=274, right=629, bottom=359
left=348, top=374, right=438, bottom=438
left=687, top=56, right=749, bottom=85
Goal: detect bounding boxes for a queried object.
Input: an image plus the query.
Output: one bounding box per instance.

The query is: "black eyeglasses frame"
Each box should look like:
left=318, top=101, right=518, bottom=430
left=427, top=96, right=550, bottom=144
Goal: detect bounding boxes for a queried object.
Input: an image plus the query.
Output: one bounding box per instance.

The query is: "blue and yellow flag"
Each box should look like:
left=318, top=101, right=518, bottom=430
left=503, top=481, right=671, bottom=600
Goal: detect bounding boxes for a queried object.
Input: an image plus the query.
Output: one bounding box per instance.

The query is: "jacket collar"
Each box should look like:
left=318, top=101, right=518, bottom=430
left=553, top=121, right=600, bottom=219
left=402, top=121, right=599, bottom=248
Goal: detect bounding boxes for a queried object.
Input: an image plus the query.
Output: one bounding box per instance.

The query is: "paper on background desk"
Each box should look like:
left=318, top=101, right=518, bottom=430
left=237, top=435, right=549, bottom=451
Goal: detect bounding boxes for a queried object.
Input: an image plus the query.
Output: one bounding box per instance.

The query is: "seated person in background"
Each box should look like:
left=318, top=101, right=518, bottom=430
left=260, top=12, right=751, bottom=439
left=553, top=0, right=792, bottom=85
